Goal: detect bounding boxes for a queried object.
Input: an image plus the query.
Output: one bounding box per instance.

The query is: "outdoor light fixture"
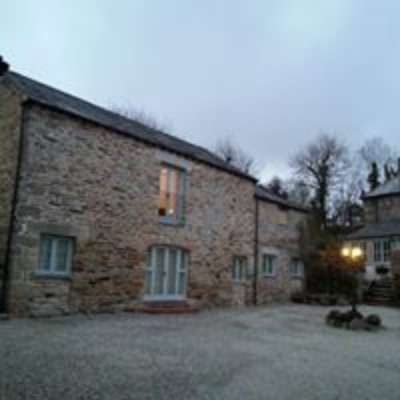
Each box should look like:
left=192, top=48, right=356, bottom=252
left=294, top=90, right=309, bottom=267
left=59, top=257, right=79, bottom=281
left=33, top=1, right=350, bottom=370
left=341, top=246, right=351, bottom=258
left=341, top=244, right=363, bottom=312
left=351, top=246, right=363, bottom=259
left=341, top=245, right=363, bottom=260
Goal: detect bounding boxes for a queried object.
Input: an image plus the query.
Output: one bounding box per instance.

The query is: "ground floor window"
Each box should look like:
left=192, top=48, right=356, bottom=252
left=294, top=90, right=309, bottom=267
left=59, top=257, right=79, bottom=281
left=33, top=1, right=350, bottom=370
left=261, top=254, right=277, bottom=277
left=38, top=234, right=74, bottom=276
left=231, top=256, right=245, bottom=283
left=145, top=246, right=188, bottom=298
left=373, top=240, right=391, bottom=263
left=289, top=258, right=303, bottom=278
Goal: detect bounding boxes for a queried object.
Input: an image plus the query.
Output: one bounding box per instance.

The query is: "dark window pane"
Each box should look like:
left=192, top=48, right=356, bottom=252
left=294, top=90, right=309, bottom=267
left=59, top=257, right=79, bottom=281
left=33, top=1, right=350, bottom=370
left=39, top=236, right=52, bottom=271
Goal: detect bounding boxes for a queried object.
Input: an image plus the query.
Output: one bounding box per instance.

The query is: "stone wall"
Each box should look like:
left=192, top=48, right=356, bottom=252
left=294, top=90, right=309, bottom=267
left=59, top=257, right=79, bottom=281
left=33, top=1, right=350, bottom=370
left=364, top=196, right=400, bottom=224
left=7, top=103, right=255, bottom=316
left=0, top=80, right=22, bottom=301
left=256, top=200, right=306, bottom=303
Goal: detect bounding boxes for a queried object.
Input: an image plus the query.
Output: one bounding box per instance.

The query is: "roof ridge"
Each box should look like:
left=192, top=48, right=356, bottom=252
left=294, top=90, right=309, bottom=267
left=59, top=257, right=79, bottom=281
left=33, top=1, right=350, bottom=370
left=5, top=71, right=256, bottom=182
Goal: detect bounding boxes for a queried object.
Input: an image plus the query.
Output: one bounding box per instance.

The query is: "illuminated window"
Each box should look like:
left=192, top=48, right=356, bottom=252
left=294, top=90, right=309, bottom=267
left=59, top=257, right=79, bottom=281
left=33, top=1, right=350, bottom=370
left=158, top=165, right=186, bottom=224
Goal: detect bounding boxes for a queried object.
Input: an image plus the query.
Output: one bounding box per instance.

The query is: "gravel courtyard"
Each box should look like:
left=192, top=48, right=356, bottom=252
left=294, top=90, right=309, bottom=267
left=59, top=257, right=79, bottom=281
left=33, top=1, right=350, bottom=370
left=1, top=305, right=399, bottom=400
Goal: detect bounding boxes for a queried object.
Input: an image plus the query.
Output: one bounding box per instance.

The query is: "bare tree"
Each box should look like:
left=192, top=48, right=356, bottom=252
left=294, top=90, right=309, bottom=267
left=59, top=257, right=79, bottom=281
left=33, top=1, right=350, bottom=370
left=111, top=105, right=171, bottom=132
left=290, top=133, right=350, bottom=230
left=358, top=137, right=397, bottom=170
left=342, top=137, right=399, bottom=203
left=285, top=178, right=312, bottom=207
left=214, top=137, right=257, bottom=175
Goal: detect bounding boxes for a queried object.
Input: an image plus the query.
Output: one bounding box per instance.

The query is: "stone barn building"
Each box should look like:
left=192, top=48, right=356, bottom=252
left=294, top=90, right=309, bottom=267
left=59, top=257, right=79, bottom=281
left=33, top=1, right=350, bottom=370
left=0, top=59, right=306, bottom=316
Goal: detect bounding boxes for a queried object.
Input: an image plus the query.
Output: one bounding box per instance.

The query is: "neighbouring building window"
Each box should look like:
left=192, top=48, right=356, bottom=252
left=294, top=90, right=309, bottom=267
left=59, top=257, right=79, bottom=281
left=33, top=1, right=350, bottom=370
left=289, top=258, right=303, bottom=278
left=373, top=240, right=391, bottom=263
left=392, top=238, right=400, bottom=251
left=145, top=246, right=188, bottom=297
left=38, top=234, right=74, bottom=275
left=231, top=256, right=245, bottom=283
left=261, top=254, right=277, bottom=277
left=158, top=165, right=186, bottom=224
left=373, top=241, right=382, bottom=263
left=383, top=241, right=391, bottom=262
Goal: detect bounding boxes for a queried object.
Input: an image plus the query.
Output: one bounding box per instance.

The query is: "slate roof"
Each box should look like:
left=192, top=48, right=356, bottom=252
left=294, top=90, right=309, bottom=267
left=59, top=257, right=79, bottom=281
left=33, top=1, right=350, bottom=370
left=363, top=176, right=400, bottom=199
left=4, top=71, right=257, bottom=182
left=255, top=185, right=308, bottom=212
left=347, top=219, right=400, bottom=239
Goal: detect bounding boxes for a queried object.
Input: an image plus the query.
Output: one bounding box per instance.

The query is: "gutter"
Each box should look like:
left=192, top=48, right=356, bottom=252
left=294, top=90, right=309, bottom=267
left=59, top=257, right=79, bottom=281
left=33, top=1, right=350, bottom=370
left=0, top=104, right=26, bottom=312
left=253, top=197, right=259, bottom=305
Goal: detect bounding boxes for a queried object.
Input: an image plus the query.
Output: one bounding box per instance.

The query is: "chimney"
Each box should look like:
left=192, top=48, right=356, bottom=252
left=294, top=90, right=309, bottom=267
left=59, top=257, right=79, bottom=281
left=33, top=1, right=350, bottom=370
left=0, top=56, right=9, bottom=76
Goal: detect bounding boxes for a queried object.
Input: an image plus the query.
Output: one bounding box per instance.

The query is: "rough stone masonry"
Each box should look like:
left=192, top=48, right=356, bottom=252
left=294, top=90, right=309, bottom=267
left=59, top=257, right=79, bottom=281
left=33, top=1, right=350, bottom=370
left=0, top=68, right=306, bottom=317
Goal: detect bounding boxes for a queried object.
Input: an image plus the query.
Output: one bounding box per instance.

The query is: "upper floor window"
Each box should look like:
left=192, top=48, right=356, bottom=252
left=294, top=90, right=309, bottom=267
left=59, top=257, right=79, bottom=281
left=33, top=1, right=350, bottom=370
left=261, top=254, right=277, bottom=277
left=289, top=258, right=303, bottom=278
left=158, top=165, right=186, bottom=224
left=38, top=234, right=74, bottom=276
left=231, top=256, right=245, bottom=283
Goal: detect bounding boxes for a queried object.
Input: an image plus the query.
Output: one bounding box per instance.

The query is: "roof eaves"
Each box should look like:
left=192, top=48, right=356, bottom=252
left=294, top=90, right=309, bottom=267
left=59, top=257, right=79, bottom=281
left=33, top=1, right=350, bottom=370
left=254, top=189, right=308, bottom=213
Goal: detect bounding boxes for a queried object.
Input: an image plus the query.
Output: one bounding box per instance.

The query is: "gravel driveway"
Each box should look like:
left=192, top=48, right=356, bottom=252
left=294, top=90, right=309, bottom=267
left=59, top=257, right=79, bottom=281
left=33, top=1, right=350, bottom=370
left=1, top=304, right=399, bottom=400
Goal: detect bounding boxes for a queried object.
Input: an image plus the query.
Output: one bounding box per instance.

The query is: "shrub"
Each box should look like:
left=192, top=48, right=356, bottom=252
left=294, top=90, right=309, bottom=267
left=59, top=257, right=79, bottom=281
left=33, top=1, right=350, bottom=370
left=376, top=265, right=389, bottom=275
left=291, top=291, right=305, bottom=304
left=365, top=314, right=382, bottom=327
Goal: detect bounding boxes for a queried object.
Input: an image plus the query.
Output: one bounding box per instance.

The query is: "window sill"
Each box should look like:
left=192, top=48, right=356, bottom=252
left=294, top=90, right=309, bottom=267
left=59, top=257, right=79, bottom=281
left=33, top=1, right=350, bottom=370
left=158, top=217, right=185, bottom=227
left=290, top=275, right=304, bottom=280
left=232, top=281, right=245, bottom=286
left=33, top=272, right=71, bottom=281
left=262, top=274, right=277, bottom=279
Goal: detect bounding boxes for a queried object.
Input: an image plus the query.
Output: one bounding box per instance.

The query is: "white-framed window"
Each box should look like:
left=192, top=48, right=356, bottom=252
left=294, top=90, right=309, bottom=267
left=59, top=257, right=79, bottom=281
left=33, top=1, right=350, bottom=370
left=145, top=246, right=188, bottom=298
left=374, top=240, right=391, bottom=263
left=158, top=164, right=186, bottom=224
left=383, top=241, right=391, bottom=262
left=231, top=256, right=245, bottom=283
left=289, top=258, right=303, bottom=278
left=37, top=234, right=74, bottom=276
left=392, top=237, right=400, bottom=251
left=261, top=254, right=277, bottom=277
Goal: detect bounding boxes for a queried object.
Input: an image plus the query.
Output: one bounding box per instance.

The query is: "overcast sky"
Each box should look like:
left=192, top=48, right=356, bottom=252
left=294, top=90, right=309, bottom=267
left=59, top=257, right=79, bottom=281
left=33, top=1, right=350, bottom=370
left=2, top=0, right=400, bottom=180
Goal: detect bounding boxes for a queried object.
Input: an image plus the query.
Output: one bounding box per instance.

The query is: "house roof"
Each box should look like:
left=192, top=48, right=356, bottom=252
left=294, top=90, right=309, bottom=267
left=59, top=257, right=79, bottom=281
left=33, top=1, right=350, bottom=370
left=255, top=185, right=308, bottom=212
left=4, top=71, right=257, bottom=183
left=363, top=176, right=400, bottom=199
left=347, top=219, right=400, bottom=239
